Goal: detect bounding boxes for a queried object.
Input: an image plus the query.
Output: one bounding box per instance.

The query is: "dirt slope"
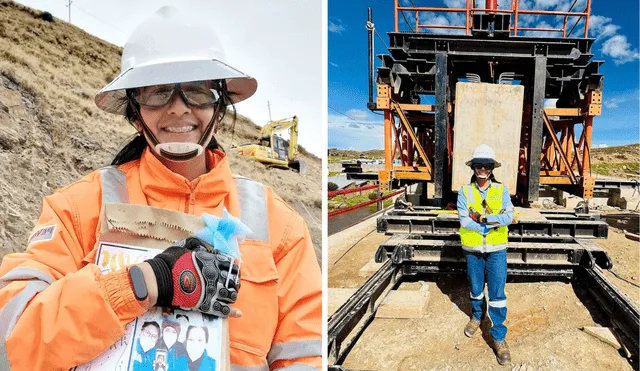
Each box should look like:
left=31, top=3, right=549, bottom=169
left=0, top=2, right=321, bottom=262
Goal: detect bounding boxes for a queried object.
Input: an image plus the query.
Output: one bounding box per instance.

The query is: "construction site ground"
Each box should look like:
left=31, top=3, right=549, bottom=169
left=329, top=210, right=640, bottom=371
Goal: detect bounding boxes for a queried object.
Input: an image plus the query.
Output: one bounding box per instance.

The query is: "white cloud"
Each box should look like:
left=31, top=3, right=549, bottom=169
left=443, top=0, right=465, bottom=8
left=602, top=89, right=639, bottom=109
left=589, top=15, right=620, bottom=39
left=596, top=144, right=608, bottom=148
left=602, top=35, right=640, bottom=65
left=329, top=61, right=339, bottom=68
left=346, top=109, right=370, bottom=121
left=328, top=19, right=346, bottom=34
left=534, top=0, right=557, bottom=9
left=328, top=114, right=384, bottom=150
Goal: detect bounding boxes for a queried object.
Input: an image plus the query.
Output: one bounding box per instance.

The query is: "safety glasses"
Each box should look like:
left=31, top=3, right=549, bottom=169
left=472, top=163, right=494, bottom=170
left=133, top=81, right=221, bottom=109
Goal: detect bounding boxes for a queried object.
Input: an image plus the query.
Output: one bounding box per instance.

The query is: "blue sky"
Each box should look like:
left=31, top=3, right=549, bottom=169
left=328, top=0, right=639, bottom=150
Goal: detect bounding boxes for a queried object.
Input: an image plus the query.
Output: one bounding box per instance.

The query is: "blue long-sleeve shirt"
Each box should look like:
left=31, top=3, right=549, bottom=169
left=457, top=180, right=514, bottom=235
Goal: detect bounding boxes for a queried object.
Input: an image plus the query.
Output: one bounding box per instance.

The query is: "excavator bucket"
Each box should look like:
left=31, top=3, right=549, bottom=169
left=289, top=159, right=307, bottom=174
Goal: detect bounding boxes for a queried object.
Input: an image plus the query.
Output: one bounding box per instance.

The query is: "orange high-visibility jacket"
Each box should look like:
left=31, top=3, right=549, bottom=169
left=0, top=148, right=321, bottom=371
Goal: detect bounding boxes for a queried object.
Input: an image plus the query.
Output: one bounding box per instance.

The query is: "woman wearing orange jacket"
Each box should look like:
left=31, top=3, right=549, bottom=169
left=0, top=6, right=321, bottom=371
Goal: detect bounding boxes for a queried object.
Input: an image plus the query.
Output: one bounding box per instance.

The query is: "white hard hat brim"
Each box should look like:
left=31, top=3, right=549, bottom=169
left=95, top=59, right=258, bottom=115
left=465, top=158, right=502, bottom=168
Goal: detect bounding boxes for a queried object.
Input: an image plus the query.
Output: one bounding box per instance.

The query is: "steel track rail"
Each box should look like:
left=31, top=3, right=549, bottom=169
left=328, top=253, right=639, bottom=370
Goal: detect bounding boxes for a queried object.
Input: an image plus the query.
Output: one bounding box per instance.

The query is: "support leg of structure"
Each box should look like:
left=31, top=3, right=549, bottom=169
left=434, top=52, right=448, bottom=206
left=527, top=56, right=547, bottom=203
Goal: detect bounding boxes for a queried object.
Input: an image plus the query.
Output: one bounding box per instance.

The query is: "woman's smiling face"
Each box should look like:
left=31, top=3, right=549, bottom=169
left=136, top=82, right=217, bottom=145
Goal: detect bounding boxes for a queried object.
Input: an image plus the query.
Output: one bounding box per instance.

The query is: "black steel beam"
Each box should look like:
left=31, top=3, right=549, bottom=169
left=527, top=56, right=547, bottom=203
left=434, top=52, right=448, bottom=203
left=578, top=265, right=640, bottom=356
left=594, top=179, right=639, bottom=190
left=377, top=215, right=609, bottom=239
left=346, top=173, right=379, bottom=181
left=328, top=260, right=399, bottom=365
left=377, top=236, right=612, bottom=271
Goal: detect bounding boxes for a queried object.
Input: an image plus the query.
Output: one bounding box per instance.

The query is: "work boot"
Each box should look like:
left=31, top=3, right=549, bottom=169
left=463, top=317, right=481, bottom=338
left=492, top=339, right=511, bottom=365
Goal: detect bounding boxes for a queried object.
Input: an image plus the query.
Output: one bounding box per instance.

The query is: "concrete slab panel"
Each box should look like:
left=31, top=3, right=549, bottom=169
left=375, top=283, right=430, bottom=319
left=451, top=83, right=524, bottom=195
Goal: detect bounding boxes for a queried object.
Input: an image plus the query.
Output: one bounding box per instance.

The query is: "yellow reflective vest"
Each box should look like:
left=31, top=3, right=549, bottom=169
left=460, top=182, right=508, bottom=252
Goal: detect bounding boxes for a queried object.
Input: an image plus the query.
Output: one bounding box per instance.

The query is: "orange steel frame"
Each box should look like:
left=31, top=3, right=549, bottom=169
left=535, top=91, right=602, bottom=198
left=378, top=84, right=447, bottom=191
left=378, top=1, right=601, bottom=199
left=394, top=0, right=592, bottom=37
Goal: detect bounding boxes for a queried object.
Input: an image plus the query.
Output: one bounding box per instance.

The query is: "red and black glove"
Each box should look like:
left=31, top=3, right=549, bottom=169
left=146, top=237, right=240, bottom=317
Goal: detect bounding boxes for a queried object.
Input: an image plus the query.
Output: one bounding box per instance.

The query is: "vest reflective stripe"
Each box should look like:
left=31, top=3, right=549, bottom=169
left=0, top=268, right=55, bottom=290
left=0, top=279, right=51, bottom=371
left=267, top=339, right=322, bottom=366
left=0, top=267, right=56, bottom=370
left=99, top=166, right=129, bottom=205
left=234, top=176, right=270, bottom=243
left=274, top=364, right=320, bottom=371
left=231, top=364, right=269, bottom=371
left=460, top=183, right=508, bottom=248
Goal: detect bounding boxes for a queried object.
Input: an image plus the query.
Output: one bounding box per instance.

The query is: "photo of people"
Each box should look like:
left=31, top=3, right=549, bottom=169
left=129, top=310, right=221, bottom=371
left=132, top=321, right=160, bottom=370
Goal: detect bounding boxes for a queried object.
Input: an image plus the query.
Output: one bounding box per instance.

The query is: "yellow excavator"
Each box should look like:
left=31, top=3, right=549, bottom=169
left=234, top=116, right=306, bottom=173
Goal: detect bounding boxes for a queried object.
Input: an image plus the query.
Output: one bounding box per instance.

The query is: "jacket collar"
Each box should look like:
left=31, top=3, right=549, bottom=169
left=138, top=147, right=234, bottom=208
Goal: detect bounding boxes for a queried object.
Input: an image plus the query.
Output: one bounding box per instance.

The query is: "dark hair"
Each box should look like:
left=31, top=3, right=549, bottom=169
left=176, top=314, right=190, bottom=322
left=142, top=321, right=160, bottom=334
left=185, top=325, right=209, bottom=343
left=110, top=81, right=236, bottom=166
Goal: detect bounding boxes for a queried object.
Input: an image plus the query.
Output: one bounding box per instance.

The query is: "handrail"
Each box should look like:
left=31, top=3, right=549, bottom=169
left=393, top=0, right=592, bottom=37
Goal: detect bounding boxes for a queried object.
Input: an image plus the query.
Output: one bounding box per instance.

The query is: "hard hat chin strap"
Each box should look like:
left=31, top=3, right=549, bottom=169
left=130, top=98, right=222, bottom=162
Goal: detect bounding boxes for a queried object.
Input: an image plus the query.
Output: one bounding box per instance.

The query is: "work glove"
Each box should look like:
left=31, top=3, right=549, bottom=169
left=146, top=237, right=240, bottom=317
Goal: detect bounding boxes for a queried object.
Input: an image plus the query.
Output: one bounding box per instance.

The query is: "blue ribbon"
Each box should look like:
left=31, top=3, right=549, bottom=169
left=194, top=208, right=251, bottom=262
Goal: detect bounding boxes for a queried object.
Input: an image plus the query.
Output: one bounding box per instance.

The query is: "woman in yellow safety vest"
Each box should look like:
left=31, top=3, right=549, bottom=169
left=457, top=144, right=514, bottom=365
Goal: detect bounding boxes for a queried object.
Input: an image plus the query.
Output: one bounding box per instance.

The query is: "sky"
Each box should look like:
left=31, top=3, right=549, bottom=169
left=14, top=0, right=324, bottom=156
left=329, top=0, right=640, bottom=150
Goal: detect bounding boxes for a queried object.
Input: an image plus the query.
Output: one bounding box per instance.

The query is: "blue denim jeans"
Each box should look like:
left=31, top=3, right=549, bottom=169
left=465, top=249, right=508, bottom=341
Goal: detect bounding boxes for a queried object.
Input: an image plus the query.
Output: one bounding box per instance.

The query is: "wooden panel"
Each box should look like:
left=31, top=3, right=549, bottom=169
left=394, top=171, right=432, bottom=180
left=399, top=104, right=435, bottom=111
left=393, top=166, right=430, bottom=171
left=544, top=108, right=581, bottom=116
left=451, top=83, right=524, bottom=194
left=540, top=176, right=573, bottom=184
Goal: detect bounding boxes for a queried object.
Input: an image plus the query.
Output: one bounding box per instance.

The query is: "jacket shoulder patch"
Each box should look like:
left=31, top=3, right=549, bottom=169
left=27, top=225, right=56, bottom=246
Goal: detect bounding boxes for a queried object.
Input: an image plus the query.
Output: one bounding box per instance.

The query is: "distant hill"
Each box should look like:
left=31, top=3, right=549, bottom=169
left=591, top=143, right=640, bottom=179
left=328, top=143, right=639, bottom=181
left=0, top=2, right=321, bottom=260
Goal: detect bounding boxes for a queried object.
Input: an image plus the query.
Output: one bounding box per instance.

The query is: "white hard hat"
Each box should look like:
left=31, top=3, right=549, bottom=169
left=95, top=6, right=257, bottom=114
left=465, top=144, right=502, bottom=168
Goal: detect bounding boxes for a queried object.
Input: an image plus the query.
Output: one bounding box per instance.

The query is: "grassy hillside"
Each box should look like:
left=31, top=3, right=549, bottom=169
left=591, top=143, right=640, bottom=179
left=0, top=2, right=321, bottom=260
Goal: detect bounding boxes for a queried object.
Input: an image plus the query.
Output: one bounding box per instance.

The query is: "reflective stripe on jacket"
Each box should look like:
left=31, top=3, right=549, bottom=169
left=460, top=182, right=508, bottom=253
left=0, top=148, right=321, bottom=371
